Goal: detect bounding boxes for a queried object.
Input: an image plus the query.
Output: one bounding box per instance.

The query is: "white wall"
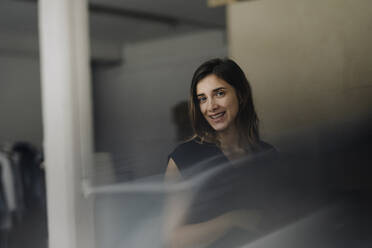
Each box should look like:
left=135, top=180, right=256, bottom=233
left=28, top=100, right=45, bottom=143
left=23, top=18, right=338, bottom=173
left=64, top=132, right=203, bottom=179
left=93, top=30, right=227, bottom=179
left=0, top=53, right=42, bottom=147
left=0, top=31, right=122, bottom=149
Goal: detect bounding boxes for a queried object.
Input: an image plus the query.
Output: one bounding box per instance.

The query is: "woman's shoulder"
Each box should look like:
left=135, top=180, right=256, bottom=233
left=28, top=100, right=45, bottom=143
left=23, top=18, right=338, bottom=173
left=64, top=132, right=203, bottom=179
left=252, top=140, right=278, bottom=164
left=173, top=137, right=199, bottom=149
left=258, top=140, right=276, bottom=152
left=168, top=137, right=221, bottom=171
left=171, top=137, right=215, bottom=154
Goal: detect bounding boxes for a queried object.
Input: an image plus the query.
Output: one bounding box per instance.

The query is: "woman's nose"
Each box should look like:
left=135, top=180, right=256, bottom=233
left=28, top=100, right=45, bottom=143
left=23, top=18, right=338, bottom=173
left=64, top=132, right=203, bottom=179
left=207, top=99, right=218, bottom=112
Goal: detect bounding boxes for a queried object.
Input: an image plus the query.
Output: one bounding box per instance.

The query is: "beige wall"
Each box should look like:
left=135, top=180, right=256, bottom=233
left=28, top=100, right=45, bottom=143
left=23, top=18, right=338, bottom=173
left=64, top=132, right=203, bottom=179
left=228, top=0, right=372, bottom=149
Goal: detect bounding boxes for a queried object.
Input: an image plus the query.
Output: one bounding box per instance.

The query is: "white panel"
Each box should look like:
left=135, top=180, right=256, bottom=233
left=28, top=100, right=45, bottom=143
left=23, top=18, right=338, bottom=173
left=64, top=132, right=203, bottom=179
left=38, top=0, right=95, bottom=247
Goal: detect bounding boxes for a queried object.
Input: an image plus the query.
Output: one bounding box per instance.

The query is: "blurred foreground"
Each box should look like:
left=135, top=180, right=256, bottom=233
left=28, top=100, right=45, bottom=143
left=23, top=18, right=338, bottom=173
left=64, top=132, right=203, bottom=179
left=92, top=119, right=372, bottom=248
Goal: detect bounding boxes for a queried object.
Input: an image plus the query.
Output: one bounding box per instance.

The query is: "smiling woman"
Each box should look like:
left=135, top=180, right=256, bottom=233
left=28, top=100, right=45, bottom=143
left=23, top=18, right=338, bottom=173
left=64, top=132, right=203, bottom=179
left=165, top=58, right=276, bottom=248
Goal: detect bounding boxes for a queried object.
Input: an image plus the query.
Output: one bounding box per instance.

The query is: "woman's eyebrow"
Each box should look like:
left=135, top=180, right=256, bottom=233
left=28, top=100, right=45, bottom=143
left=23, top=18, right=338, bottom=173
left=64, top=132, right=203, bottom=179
left=197, top=87, right=226, bottom=97
left=213, top=87, right=227, bottom=92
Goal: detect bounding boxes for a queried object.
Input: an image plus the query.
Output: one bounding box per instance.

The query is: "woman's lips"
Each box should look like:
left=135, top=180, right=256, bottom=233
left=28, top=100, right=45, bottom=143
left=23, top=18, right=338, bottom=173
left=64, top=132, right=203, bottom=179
left=209, top=111, right=226, bottom=122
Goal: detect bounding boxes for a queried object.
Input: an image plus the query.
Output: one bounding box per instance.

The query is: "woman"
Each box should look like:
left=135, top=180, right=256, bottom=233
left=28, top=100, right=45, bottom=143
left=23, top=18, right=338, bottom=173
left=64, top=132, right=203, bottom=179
left=165, top=58, right=276, bottom=248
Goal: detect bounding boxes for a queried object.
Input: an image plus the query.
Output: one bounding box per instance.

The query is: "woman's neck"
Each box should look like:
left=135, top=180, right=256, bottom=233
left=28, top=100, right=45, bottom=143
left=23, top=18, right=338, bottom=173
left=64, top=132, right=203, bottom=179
left=217, top=126, right=240, bottom=151
left=217, top=127, right=248, bottom=161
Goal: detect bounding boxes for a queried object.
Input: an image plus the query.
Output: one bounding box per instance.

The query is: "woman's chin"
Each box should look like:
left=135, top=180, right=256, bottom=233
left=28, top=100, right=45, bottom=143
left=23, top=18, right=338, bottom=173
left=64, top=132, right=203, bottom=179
left=211, top=124, right=229, bottom=132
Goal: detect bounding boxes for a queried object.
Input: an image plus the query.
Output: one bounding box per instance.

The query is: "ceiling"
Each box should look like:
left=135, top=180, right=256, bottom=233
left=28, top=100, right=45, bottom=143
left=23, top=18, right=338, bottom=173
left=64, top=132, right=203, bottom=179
left=0, top=0, right=226, bottom=44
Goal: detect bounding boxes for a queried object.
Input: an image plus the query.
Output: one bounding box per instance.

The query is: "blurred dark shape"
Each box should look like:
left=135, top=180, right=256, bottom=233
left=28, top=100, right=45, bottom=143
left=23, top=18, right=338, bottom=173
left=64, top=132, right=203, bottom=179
left=171, top=101, right=194, bottom=141
left=0, top=141, right=47, bottom=247
left=318, top=120, right=372, bottom=194
left=12, top=142, right=45, bottom=210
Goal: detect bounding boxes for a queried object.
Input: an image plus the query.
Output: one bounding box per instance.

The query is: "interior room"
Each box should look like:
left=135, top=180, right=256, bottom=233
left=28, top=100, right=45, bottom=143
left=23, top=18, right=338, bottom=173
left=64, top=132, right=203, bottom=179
left=0, top=0, right=371, bottom=247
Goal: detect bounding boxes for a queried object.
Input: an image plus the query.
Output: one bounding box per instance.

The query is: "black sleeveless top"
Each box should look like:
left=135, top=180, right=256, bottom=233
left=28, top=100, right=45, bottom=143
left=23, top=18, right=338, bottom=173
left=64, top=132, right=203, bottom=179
left=169, top=138, right=275, bottom=173
left=168, top=138, right=325, bottom=247
left=168, top=138, right=279, bottom=223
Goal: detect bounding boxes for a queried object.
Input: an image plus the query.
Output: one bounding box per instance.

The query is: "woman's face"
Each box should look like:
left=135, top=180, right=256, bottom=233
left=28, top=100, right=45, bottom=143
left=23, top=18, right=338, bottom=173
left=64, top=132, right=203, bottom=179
left=196, top=74, right=239, bottom=133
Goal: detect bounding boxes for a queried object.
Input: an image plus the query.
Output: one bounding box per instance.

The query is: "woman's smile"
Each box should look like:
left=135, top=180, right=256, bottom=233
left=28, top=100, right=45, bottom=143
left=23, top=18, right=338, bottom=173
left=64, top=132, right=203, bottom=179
left=209, top=111, right=226, bottom=122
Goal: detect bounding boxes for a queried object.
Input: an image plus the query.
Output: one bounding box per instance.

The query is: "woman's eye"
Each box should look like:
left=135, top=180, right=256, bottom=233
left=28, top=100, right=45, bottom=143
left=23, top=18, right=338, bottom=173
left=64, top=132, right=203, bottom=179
left=216, top=91, right=225, bottom=97
left=198, top=96, right=207, bottom=103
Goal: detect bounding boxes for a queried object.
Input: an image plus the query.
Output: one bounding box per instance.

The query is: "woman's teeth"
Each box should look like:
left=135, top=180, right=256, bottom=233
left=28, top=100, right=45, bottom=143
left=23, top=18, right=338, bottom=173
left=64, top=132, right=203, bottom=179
left=210, top=112, right=225, bottom=119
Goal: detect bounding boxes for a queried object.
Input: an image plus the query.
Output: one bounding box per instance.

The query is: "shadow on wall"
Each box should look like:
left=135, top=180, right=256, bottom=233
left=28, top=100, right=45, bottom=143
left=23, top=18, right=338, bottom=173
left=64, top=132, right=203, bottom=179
left=171, top=101, right=193, bottom=142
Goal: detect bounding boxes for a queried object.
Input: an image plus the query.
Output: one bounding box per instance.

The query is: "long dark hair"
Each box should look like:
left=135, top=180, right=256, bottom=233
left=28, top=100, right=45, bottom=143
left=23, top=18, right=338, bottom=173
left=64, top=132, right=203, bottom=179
left=189, top=58, right=260, bottom=150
